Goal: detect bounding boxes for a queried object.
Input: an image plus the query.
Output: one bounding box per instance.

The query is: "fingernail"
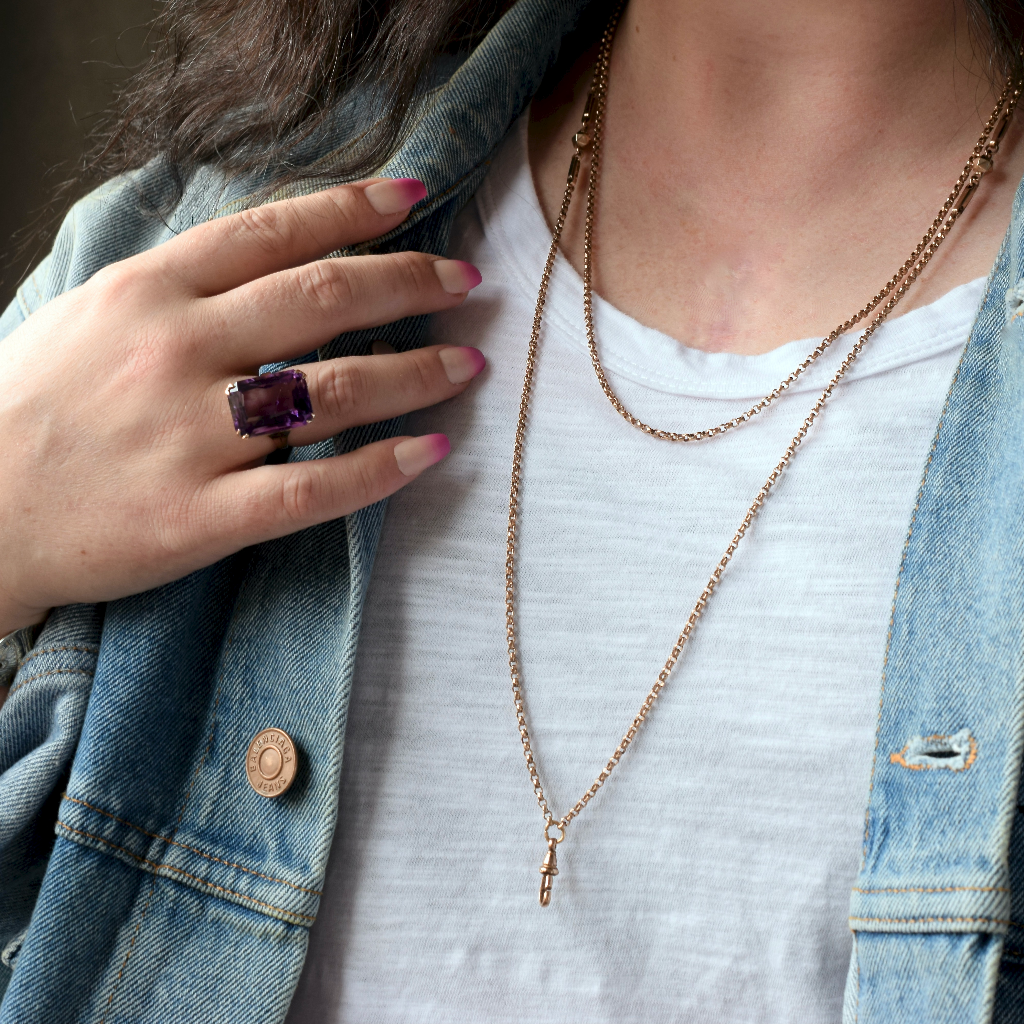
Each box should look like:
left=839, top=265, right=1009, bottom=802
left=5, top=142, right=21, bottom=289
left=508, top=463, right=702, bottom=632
left=438, top=346, right=486, bottom=384
left=371, top=339, right=396, bottom=355
left=433, top=259, right=483, bottom=294
left=363, top=178, right=427, bottom=216
left=394, top=434, right=451, bottom=476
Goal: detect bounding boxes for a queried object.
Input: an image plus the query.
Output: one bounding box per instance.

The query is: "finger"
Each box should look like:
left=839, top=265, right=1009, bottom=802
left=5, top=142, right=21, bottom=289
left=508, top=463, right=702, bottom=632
left=208, top=345, right=484, bottom=459
left=286, top=344, right=487, bottom=447
left=210, top=434, right=450, bottom=547
left=204, top=252, right=482, bottom=367
left=144, top=178, right=428, bottom=296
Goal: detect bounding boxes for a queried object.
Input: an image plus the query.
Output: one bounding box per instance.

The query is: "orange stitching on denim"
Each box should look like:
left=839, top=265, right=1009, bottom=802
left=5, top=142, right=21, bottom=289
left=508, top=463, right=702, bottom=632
left=889, top=733, right=978, bottom=772
left=8, top=667, right=94, bottom=698
left=861, top=497, right=918, bottom=853
left=99, top=626, right=233, bottom=1013
left=853, top=932, right=860, bottom=1023
left=62, top=794, right=323, bottom=895
left=57, top=822, right=314, bottom=922
left=859, top=297, right=986, bottom=864
left=852, top=884, right=1007, bottom=894
left=18, top=644, right=100, bottom=670
left=99, top=872, right=158, bottom=1024
left=849, top=915, right=1012, bottom=926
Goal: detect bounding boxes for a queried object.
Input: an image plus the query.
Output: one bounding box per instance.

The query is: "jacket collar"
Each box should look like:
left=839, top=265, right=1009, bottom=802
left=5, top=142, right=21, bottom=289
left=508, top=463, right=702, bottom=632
left=220, top=0, right=595, bottom=226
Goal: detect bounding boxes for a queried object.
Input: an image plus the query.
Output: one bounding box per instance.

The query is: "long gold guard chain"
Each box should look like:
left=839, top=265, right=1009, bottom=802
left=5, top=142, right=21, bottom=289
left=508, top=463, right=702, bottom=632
left=506, top=3, right=1021, bottom=907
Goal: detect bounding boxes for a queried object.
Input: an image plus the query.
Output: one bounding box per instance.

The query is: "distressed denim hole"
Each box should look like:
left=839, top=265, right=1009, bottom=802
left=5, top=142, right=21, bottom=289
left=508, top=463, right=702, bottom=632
left=1007, top=278, right=1024, bottom=317
left=1, top=927, right=27, bottom=970
left=889, top=728, right=977, bottom=772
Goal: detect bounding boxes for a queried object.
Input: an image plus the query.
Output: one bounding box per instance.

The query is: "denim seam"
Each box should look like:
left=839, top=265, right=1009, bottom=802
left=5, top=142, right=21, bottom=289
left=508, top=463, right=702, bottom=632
left=337, top=167, right=480, bottom=255
left=852, top=885, right=1009, bottom=894
left=858, top=295, right=987, bottom=863
left=8, top=667, right=95, bottom=699
left=100, top=874, right=158, bottom=1024
left=57, top=822, right=315, bottom=922
left=221, top=156, right=489, bottom=250
left=15, top=264, right=46, bottom=320
left=99, top=628, right=232, bottom=1018
left=860, top=454, right=930, bottom=857
left=18, top=644, right=101, bottom=670
left=62, top=794, right=324, bottom=895
left=853, top=931, right=860, bottom=1023
left=848, top=915, right=1012, bottom=926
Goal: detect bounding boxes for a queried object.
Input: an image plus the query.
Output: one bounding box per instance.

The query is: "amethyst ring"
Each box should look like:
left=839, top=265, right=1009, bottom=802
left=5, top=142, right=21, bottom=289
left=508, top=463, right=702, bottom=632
left=226, top=368, right=315, bottom=447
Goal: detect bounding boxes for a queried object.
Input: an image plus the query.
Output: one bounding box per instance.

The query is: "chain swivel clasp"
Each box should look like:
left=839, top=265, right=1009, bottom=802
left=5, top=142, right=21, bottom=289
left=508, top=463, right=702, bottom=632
left=539, top=838, right=559, bottom=906
left=566, top=90, right=598, bottom=185
left=573, top=89, right=597, bottom=152
left=538, top=822, right=565, bottom=906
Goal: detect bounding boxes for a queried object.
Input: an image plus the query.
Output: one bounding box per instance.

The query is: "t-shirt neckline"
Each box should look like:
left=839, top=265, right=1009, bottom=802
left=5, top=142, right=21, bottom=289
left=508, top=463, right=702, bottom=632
left=474, top=111, right=988, bottom=402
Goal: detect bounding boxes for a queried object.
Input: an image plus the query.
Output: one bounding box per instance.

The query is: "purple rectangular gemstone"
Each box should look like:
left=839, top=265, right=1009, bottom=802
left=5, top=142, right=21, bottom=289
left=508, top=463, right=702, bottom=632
left=227, top=368, right=315, bottom=437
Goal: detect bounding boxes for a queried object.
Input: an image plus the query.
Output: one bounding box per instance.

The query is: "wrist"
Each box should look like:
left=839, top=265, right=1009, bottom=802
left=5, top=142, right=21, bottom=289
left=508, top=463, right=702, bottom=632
left=0, top=602, right=50, bottom=641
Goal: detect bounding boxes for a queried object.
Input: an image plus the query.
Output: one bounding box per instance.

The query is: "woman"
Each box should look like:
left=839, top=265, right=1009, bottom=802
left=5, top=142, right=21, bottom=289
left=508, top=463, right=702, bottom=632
left=1, top=0, right=1023, bottom=1020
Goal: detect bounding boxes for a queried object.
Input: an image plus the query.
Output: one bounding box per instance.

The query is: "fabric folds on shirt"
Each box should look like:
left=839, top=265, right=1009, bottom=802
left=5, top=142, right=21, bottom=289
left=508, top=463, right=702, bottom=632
left=286, top=113, right=986, bottom=1024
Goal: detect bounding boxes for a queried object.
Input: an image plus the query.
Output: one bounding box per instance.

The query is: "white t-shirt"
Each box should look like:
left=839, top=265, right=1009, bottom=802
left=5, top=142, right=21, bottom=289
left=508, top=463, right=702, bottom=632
left=286, top=114, right=986, bottom=1024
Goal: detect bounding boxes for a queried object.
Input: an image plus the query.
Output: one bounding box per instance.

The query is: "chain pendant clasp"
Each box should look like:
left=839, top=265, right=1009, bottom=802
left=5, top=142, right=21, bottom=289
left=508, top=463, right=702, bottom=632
left=539, top=837, right=559, bottom=906
left=538, top=822, right=565, bottom=906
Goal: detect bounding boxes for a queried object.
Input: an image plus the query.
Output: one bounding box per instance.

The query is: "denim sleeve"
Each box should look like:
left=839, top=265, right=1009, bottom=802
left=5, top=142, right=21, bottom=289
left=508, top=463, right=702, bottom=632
left=0, top=607, right=104, bottom=991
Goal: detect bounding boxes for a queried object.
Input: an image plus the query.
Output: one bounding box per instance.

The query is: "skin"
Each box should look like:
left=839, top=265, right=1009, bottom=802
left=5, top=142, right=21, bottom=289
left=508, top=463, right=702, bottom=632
left=531, top=0, right=1024, bottom=353
left=3, top=0, right=1022, bottom=678
left=0, top=180, right=484, bottom=639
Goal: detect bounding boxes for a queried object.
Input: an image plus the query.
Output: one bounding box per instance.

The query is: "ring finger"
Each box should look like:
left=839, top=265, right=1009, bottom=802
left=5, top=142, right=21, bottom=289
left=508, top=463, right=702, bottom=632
left=211, top=343, right=487, bottom=459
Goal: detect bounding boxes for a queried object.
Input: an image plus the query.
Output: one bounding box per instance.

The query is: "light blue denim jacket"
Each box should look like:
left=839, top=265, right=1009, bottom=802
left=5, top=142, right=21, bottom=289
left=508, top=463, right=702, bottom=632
left=3, top=1, right=1024, bottom=1020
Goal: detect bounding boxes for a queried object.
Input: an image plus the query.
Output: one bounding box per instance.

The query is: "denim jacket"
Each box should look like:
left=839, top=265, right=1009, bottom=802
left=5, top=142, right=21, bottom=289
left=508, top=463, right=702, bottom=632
left=3, top=1, right=1024, bottom=1020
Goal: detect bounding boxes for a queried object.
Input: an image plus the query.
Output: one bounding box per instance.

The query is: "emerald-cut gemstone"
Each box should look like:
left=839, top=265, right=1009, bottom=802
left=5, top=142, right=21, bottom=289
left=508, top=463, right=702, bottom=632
left=227, top=368, right=314, bottom=437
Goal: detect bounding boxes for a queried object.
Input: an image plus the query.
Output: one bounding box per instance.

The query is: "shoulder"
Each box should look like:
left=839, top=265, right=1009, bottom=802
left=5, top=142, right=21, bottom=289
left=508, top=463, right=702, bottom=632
left=0, top=160, right=233, bottom=338
left=0, top=0, right=593, bottom=341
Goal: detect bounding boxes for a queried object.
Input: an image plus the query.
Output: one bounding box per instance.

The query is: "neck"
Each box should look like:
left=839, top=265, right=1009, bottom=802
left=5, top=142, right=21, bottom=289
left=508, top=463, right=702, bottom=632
left=615, top=0, right=994, bottom=181
left=530, top=0, right=1022, bottom=353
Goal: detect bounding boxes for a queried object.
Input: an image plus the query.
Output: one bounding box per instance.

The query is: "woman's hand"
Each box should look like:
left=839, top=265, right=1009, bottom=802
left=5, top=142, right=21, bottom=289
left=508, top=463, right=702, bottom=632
left=0, top=178, right=484, bottom=636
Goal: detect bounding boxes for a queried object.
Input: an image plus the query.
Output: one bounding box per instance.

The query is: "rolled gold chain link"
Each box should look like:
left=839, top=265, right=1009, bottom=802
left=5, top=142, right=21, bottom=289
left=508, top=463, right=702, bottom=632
left=581, top=6, right=1019, bottom=441
left=506, top=3, right=1021, bottom=891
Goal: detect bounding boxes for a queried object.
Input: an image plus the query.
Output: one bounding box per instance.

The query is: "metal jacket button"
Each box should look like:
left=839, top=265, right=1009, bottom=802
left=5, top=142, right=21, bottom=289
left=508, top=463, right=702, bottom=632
left=246, top=728, right=298, bottom=797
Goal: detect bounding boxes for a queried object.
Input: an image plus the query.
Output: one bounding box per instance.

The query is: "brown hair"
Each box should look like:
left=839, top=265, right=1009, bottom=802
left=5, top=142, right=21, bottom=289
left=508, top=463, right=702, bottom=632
left=89, top=0, right=514, bottom=192
left=91, top=0, right=1024, bottom=190
left=13, top=0, right=1024, bottom=281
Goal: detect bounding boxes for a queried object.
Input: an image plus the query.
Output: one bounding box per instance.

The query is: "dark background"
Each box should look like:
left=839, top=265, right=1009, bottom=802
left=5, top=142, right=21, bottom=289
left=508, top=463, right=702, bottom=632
left=0, top=1, right=159, bottom=311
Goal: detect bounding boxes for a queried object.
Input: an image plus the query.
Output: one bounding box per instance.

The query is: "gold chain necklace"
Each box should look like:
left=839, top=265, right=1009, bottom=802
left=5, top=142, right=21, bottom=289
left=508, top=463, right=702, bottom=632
left=505, top=5, right=1021, bottom=908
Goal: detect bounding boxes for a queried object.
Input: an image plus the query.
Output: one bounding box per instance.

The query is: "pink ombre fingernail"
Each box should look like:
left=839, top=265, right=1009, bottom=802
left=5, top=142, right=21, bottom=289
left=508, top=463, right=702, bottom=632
left=438, top=346, right=486, bottom=384
left=363, top=178, right=427, bottom=215
left=394, top=434, right=451, bottom=476
left=433, top=259, right=483, bottom=294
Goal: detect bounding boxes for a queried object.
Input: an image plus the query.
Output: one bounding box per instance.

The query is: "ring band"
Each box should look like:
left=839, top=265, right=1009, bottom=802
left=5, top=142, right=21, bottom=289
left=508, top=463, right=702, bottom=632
left=226, top=368, right=315, bottom=439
